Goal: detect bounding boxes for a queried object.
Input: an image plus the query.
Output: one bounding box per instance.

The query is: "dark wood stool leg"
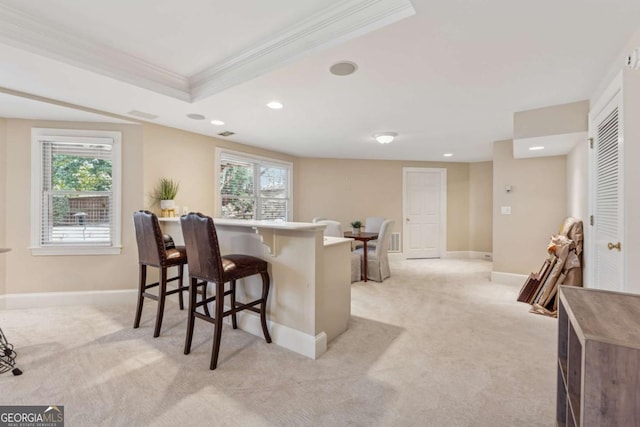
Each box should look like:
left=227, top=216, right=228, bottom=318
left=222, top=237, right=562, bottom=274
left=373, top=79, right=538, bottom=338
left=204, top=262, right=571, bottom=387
left=178, top=264, right=185, bottom=310
left=210, top=282, right=225, bottom=370
left=134, top=264, right=147, bottom=329
left=230, top=279, right=238, bottom=329
left=259, top=271, right=272, bottom=343
left=201, top=281, right=210, bottom=317
left=153, top=267, right=168, bottom=338
left=184, top=277, right=198, bottom=355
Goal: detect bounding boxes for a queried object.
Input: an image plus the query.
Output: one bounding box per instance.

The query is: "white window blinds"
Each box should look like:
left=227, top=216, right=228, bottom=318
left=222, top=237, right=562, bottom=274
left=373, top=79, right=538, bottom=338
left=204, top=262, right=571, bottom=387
left=219, top=151, right=291, bottom=221
left=31, top=129, right=122, bottom=255
left=41, top=140, right=113, bottom=245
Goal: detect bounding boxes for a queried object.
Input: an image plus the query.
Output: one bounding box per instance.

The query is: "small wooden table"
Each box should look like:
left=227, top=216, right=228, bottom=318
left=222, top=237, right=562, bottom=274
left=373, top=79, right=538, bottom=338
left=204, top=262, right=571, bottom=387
left=344, top=232, right=378, bottom=282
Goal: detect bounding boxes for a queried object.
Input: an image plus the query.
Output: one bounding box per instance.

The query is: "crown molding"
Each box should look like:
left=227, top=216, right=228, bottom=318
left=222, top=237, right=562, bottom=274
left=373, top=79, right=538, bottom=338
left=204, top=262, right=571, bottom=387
left=189, top=0, right=415, bottom=100
left=0, top=0, right=414, bottom=103
left=0, top=3, right=191, bottom=101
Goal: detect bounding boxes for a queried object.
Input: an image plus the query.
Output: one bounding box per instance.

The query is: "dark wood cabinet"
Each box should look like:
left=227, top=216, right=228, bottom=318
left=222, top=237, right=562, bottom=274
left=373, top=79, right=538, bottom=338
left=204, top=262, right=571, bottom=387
left=557, top=286, right=640, bottom=426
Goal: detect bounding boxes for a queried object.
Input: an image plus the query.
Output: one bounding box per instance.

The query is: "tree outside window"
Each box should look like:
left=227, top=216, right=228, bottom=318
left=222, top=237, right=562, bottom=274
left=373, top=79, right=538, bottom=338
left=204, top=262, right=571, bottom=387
left=219, top=153, right=291, bottom=221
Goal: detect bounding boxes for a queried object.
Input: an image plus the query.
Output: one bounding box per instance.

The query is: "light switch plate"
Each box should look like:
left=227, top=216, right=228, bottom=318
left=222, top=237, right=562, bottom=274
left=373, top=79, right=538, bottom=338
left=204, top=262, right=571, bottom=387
left=501, top=206, right=511, bottom=215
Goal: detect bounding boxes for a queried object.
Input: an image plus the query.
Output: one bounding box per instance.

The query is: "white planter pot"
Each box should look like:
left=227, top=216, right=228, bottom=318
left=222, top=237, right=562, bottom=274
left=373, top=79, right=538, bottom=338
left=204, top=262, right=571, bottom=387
left=160, top=199, right=175, bottom=210
left=352, top=227, right=360, bottom=235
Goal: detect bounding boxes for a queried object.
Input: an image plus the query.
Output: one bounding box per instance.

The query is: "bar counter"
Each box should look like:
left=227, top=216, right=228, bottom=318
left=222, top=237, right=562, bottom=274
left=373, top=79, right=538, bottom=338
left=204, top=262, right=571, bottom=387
left=159, top=217, right=352, bottom=359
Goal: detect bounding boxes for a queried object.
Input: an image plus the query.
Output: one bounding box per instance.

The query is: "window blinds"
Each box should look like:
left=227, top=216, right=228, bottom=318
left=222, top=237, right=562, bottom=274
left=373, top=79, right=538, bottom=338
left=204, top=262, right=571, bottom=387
left=219, top=153, right=291, bottom=220
left=40, top=140, right=114, bottom=245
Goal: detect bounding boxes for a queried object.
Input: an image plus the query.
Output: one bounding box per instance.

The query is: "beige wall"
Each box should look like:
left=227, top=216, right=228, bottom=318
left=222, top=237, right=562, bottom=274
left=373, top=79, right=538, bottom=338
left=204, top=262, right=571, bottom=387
left=514, top=100, right=589, bottom=139
left=0, top=118, right=6, bottom=296
left=3, top=119, right=143, bottom=294
left=493, top=140, right=567, bottom=275
left=141, top=123, right=296, bottom=217
left=294, top=158, right=478, bottom=252
left=469, top=161, right=493, bottom=253
left=0, top=116, right=495, bottom=295
left=0, top=119, right=298, bottom=296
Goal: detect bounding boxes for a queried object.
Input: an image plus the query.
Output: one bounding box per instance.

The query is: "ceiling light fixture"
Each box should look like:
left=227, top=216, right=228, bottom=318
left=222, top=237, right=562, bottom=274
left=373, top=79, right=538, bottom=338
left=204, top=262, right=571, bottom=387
left=266, top=101, right=283, bottom=109
left=443, top=153, right=453, bottom=157
left=373, top=132, right=397, bottom=144
left=210, top=119, right=225, bottom=126
left=529, top=146, right=545, bottom=151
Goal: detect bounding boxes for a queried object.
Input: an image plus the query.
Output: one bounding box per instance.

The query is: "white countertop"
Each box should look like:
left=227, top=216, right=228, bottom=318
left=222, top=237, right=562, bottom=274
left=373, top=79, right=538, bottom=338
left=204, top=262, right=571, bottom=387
left=323, top=236, right=354, bottom=247
left=158, top=217, right=325, bottom=231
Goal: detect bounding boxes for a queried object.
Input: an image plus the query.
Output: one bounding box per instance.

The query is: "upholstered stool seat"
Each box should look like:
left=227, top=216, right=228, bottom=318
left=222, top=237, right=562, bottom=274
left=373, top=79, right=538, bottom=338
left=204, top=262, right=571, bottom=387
left=133, top=210, right=190, bottom=337
left=180, top=212, right=272, bottom=370
left=166, top=247, right=187, bottom=261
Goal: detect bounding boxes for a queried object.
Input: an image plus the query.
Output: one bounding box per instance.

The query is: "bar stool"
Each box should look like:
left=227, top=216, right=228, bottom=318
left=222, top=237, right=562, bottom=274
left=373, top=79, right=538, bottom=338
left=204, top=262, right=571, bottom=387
left=180, top=212, right=272, bottom=370
left=133, top=210, right=189, bottom=337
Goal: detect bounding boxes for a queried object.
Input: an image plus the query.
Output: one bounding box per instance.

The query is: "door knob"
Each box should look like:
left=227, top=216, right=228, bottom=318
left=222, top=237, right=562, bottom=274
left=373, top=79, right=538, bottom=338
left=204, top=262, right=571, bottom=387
left=607, top=242, right=622, bottom=251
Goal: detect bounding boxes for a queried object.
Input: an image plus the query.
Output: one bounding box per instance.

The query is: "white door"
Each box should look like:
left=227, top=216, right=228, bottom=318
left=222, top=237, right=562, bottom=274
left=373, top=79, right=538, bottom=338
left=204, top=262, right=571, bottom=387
left=402, top=168, right=446, bottom=258
left=591, top=90, right=624, bottom=291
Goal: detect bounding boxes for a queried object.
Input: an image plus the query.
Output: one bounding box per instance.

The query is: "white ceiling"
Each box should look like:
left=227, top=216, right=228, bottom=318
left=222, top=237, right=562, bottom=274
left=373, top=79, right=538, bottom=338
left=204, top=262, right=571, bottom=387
left=0, top=0, right=639, bottom=162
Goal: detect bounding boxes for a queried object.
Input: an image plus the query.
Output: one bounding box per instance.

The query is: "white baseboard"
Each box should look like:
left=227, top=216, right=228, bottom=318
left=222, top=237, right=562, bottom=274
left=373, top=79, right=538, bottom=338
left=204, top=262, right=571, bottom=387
left=0, top=289, right=137, bottom=310
left=444, top=251, right=493, bottom=260
left=234, top=310, right=327, bottom=360
left=491, top=271, right=528, bottom=286
left=393, top=251, right=493, bottom=260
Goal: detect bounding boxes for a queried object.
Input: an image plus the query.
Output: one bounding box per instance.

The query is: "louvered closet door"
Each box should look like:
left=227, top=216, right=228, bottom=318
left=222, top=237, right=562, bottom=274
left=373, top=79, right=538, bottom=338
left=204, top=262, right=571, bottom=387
left=593, top=92, right=624, bottom=291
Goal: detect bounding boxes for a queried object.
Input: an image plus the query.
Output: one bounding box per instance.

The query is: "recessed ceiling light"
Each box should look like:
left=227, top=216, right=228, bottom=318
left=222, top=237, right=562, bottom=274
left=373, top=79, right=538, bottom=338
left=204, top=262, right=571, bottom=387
left=529, top=146, right=545, bottom=151
left=330, top=61, right=358, bottom=76
left=266, top=101, right=283, bottom=109
left=443, top=153, right=453, bottom=157
left=187, top=113, right=205, bottom=120
left=373, top=132, right=397, bottom=144
left=210, top=119, right=225, bottom=126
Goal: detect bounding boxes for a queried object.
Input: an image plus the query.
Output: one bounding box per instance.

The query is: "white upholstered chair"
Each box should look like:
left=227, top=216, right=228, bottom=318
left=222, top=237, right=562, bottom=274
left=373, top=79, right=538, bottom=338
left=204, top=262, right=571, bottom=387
left=315, top=219, right=361, bottom=283
left=354, top=219, right=394, bottom=282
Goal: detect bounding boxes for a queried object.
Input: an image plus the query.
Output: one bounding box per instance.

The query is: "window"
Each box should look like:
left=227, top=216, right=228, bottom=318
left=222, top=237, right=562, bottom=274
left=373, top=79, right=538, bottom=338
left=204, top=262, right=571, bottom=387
left=31, top=128, right=122, bottom=255
left=218, top=150, right=292, bottom=221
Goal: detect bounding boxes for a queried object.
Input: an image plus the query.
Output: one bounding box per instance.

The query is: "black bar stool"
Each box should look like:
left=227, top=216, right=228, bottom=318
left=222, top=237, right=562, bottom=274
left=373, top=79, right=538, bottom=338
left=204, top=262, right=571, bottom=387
left=180, top=212, right=272, bottom=370
left=132, top=210, right=189, bottom=337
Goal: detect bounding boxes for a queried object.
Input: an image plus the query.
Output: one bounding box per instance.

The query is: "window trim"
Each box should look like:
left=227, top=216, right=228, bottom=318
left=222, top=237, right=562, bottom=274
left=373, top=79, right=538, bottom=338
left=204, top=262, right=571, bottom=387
left=30, top=128, right=122, bottom=256
left=216, top=148, right=293, bottom=221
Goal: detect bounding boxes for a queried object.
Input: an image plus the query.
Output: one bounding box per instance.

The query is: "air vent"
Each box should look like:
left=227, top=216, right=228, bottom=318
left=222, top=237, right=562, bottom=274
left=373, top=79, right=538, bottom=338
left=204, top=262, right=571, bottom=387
left=388, top=232, right=401, bottom=252
left=127, top=110, right=158, bottom=120
left=218, top=131, right=235, bottom=137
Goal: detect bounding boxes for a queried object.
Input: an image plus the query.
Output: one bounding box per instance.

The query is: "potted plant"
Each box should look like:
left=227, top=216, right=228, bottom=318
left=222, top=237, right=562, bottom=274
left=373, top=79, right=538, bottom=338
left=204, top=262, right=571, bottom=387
left=350, top=220, right=362, bottom=235
left=153, top=178, right=180, bottom=210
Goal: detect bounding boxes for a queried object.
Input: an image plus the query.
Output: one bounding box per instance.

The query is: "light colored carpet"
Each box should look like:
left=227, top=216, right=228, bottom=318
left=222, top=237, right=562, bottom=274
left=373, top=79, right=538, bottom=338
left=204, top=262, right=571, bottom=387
left=0, top=259, right=557, bottom=426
